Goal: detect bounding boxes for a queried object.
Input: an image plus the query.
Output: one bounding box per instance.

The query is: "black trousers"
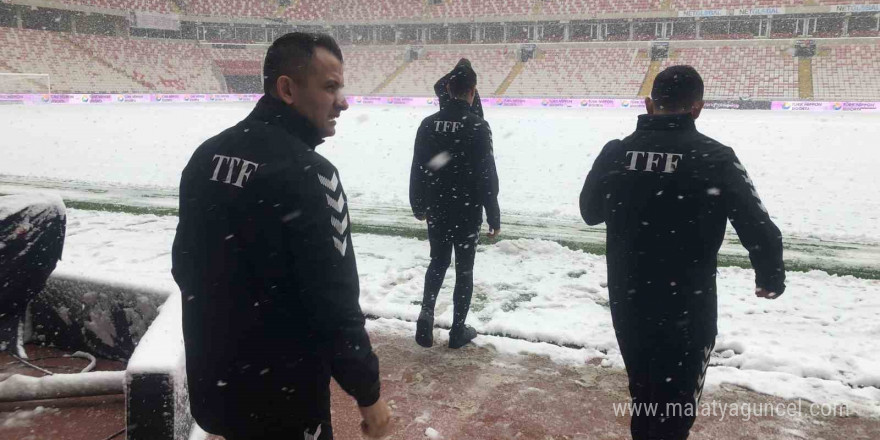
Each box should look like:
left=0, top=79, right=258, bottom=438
left=224, top=422, right=331, bottom=440
left=420, top=225, right=478, bottom=329
left=616, top=326, right=715, bottom=440
left=199, top=358, right=334, bottom=440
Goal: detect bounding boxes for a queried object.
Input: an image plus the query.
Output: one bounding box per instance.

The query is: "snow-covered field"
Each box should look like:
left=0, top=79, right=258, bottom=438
left=1, top=103, right=879, bottom=244
left=57, top=209, right=880, bottom=416
left=3, top=103, right=879, bottom=415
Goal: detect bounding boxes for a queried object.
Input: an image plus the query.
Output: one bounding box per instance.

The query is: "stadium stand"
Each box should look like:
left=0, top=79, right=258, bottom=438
left=505, top=46, right=649, bottom=97
left=0, top=27, right=139, bottom=93
left=208, top=44, right=404, bottom=94
left=424, top=0, right=534, bottom=19
left=382, top=46, right=518, bottom=96
left=55, top=0, right=174, bottom=14
left=339, top=46, right=406, bottom=94
left=813, top=41, right=880, bottom=100
left=329, top=0, right=422, bottom=22
left=8, top=0, right=880, bottom=21
left=667, top=0, right=875, bottom=10
left=70, top=34, right=225, bottom=93
left=210, top=46, right=264, bottom=76
left=539, top=0, right=662, bottom=15
left=660, top=43, right=799, bottom=99
left=282, top=0, right=333, bottom=21
left=1, top=16, right=878, bottom=101
left=185, top=0, right=277, bottom=19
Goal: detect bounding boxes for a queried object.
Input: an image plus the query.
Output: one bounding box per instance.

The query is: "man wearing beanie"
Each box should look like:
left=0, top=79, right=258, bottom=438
left=409, top=60, right=501, bottom=349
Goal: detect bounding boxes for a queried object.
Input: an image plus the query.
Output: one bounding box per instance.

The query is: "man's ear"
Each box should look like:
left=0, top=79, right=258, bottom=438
left=691, top=100, right=704, bottom=120
left=645, top=97, right=655, bottom=115
left=275, top=75, right=297, bottom=105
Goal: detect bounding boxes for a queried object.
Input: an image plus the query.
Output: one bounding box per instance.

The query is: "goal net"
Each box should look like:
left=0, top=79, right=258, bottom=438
left=0, top=73, right=51, bottom=94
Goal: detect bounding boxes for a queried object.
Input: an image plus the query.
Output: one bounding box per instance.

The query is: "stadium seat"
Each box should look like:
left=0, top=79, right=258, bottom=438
left=813, top=42, right=880, bottom=100
left=185, top=0, right=278, bottom=18
left=381, top=46, right=518, bottom=96
left=70, top=34, right=224, bottom=93
left=0, top=28, right=140, bottom=93
left=55, top=0, right=174, bottom=14
left=659, top=44, right=799, bottom=99
left=505, top=46, right=648, bottom=97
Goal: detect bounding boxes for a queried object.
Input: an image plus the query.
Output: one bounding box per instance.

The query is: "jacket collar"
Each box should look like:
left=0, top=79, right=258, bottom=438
left=247, top=95, right=324, bottom=149
left=445, top=98, right=472, bottom=113
left=636, top=113, right=697, bottom=132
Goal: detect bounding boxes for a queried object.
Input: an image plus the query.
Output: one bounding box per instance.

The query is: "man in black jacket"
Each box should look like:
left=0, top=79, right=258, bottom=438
left=410, top=62, right=500, bottom=349
left=580, top=66, right=786, bottom=440
left=172, top=33, right=390, bottom=440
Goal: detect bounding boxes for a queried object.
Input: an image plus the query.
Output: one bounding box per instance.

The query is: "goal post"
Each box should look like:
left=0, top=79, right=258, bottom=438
left=0, top=72, right=51, bottom=94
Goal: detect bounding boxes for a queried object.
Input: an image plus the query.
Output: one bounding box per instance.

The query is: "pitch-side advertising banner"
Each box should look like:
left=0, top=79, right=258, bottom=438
left=2, top=94, right=878, bottom=112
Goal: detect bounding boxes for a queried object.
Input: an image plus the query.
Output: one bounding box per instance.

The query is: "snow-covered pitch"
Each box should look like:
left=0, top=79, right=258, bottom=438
left=2, top=103, right=879, bottom=415
left=2, top=103, right=879, bottom=244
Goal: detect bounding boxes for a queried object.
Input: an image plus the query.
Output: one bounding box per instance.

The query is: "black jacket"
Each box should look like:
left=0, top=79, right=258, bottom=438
left=580, top=114, right=785, bottom=336
left=410, top=98, right=501, bottom=238
left=172, top=96, right=380, bottom=434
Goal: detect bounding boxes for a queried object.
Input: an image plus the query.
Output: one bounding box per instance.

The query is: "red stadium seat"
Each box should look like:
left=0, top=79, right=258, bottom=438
left=382, top=46, right=518, bottom=96
left=505, top=46, right=649, bottom=97
left=658, top=44, right=799, bottom=99
left=56, top=0, right=174, bottom=14
left=813, top=41, right=880, bottom=100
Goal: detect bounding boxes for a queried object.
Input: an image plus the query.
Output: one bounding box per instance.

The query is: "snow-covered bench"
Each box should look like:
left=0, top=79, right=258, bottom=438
left=125, top=291, right=195, bottom=440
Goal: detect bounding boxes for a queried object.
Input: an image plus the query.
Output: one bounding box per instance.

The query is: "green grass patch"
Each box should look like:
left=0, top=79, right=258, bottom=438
left=471, top=290, right=489, bottom=313
left=65, top=200, right=179, bottom=217
left=501, top=292, right=538, bottom=312
left=38, top=197, right=880, bottom=280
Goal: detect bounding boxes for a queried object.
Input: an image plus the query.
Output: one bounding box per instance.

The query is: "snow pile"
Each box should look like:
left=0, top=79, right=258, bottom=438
left=126, top=291, right=183, bottom=375
left=53, top=210, right=179, bottom=294
left=0, top=372, right=123, bottom=402
left=0, top=193, right=65, bottom=225
left=188, top=422, right=209, bottom=440
left=125, top=289, right=194, bottom=439
left=0, top=406, right=59, bottom=428
left=47, top=208, right=880, bottom=415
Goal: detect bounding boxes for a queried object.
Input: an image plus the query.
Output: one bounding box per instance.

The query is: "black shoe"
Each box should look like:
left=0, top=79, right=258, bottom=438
left=415, top=314, right=434, bottom=348
left=448, top=325, right=477, bottom=349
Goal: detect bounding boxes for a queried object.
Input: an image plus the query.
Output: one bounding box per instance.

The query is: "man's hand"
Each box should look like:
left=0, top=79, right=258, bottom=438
left=487, top=228, right=500, bottom=239
left=414, top=214, right=426, bottom=221
left=755, top=287, right=778, bottom=299
left=359, top=398, right=392, bottom=439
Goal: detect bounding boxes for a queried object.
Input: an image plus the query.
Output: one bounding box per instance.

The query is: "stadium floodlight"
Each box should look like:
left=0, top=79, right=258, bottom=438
left=0, top=72, right=51, bottom=94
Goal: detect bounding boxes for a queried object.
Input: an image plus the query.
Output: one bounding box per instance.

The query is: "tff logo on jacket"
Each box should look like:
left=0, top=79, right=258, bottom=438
left=625, top=151, right=683, bottom=174
left=434, top=120, right=464, bottom=133
left=210, top=154, right=259, bottom=188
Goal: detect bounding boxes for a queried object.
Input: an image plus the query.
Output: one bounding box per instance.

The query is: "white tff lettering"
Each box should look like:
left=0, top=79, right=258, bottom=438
left=434, top=120, right=464, bottom=133
left=625, top=151, right=683, bottom=174
left=210, top=154, right=259, bottom=188
left=645, top=152, right=664, bottom=172
left=626, top=151, right=646, bottom=170
left=664, top=153, right=682, bottom=173
left=224, top=157, right=241, bottom=184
